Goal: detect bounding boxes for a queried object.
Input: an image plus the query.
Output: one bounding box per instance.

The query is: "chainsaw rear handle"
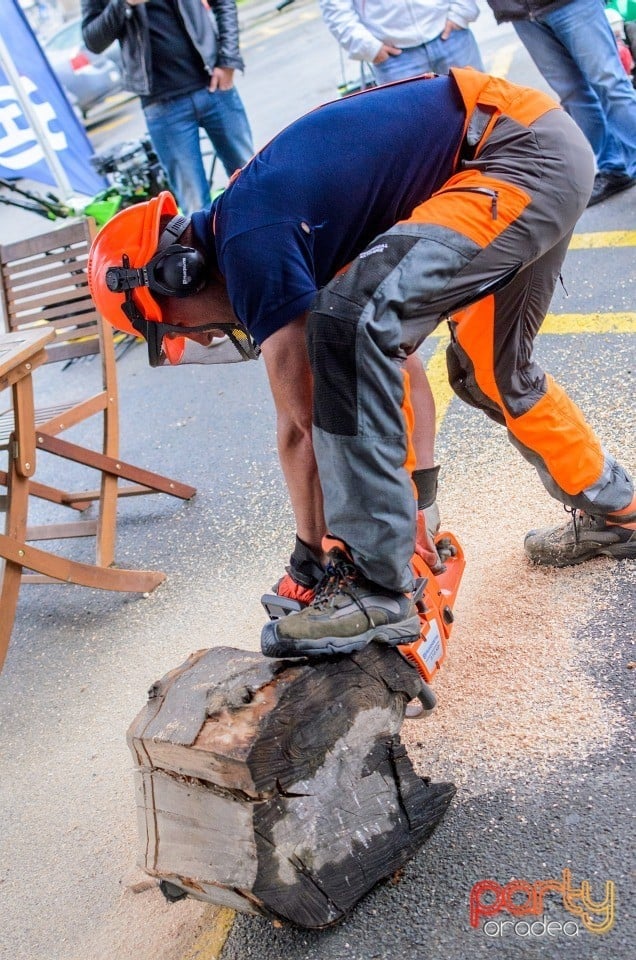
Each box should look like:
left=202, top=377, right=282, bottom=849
left=405, top=684, right=438, bottom=720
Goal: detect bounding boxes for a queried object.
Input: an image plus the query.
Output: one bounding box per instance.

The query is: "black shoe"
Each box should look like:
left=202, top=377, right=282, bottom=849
left=261, top=545, right=420, bottom=658
left=587, top=172, right=636, bottom=207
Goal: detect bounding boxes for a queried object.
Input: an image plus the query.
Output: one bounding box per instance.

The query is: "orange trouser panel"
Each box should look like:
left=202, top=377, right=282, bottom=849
left=450, top=67, right=560, bottom=156
left=403, top=171, right=532, bottom=249
left=453, top=297, right=604, bottom=495
left=401, top=367, right=418, bottom=497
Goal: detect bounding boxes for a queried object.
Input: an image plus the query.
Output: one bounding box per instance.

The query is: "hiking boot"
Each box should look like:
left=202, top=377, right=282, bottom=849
left=524, top=507, right=636, bottom=567
left=587, top=171, right=636, bottom=207
left=261, top=542, right=421, bottom=658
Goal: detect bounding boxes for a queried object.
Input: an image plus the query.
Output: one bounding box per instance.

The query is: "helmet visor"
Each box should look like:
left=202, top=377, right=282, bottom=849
left=122, top=296, right=259, bottom=367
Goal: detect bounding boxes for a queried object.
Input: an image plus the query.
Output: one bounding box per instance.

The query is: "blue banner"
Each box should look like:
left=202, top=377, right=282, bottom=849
left=0, top=1, right=106, bottom=196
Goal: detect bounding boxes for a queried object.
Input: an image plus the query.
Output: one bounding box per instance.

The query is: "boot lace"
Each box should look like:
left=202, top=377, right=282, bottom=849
left=310, top=556, right=368, bottom=615
left=563, top=505, right=605, bottom=541
left=564, top=505, right=581, bottom=543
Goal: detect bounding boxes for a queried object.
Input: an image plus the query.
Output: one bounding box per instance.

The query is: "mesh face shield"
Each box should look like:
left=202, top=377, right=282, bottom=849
left=124, top=298, right=260, bottom=367
left=153, top=326, right=261, bottom=367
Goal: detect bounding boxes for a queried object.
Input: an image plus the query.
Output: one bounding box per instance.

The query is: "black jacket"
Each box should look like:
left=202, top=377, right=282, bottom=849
left=485, top=0, right=573, bottom=23
left=81, top=0, right=245, bottom=96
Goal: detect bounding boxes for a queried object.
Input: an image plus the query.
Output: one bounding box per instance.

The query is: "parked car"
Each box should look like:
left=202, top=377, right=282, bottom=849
left=19, top=0, right=64, bottom=42
left=43, top=17, right=126, bottom=119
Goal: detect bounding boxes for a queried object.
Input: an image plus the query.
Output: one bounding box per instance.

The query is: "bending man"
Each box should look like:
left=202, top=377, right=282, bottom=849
left=88, top=69, right=636, bottom=661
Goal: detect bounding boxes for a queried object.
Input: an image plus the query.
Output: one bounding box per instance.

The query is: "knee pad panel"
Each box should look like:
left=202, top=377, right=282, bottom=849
left=307, top=311, right=358, bottom=436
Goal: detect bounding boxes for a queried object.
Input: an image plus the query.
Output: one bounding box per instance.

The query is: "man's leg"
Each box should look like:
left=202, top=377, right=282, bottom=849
left=143, top=94, right=210, bottom=215
left=194, top=86, right=254, bottom=180
left=312, top=108, right=631, bottom=563
left=261, top=321, right=422, bottom=660
left=514, top=0, right=636, bottom=176
left=446, top=265, right=633, bottom=514
left=443, top=112, right=634, bottom=562
left=371, top=45, right=434, bottom=83
left=446, top=260, right=635, bottom=565
left=426, top=28, right=485, bottom=74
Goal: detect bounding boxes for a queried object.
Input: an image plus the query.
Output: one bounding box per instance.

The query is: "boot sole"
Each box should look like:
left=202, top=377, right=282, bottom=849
left=261, top=615, right=421, bottom=659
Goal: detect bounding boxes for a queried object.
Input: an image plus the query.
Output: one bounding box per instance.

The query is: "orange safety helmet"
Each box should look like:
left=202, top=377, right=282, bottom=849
left=88, top=190, right=259, bottom=367
left=88, top=191, right=202, bottom=364
left=88, top=191, right=178, bottom=337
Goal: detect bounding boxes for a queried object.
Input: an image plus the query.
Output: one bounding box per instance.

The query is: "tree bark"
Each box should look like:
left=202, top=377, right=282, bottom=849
left=127, top=645, right=455, bottom=928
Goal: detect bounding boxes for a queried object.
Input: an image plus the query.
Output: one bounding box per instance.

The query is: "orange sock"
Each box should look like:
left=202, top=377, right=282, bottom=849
left=276, top=573, right=316, bottom=605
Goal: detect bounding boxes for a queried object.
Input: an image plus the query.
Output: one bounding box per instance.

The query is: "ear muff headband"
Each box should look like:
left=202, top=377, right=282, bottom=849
left=104, top=215, right=207, bottom=299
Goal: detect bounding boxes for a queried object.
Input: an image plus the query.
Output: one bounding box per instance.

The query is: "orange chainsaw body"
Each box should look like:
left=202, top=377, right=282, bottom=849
left=398, top=531, right=465, bottom=684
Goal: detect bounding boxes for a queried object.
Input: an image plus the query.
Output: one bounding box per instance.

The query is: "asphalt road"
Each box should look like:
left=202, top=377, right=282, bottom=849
left=1, top=3, right=635, bottom=960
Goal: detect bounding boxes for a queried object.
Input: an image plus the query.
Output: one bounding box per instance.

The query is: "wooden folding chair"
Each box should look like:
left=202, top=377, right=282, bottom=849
left=0, top=219, right=196, bottom=667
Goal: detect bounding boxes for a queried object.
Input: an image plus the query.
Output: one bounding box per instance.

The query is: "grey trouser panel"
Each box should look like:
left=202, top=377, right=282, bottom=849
left=307, top=108, right=631, bottom=592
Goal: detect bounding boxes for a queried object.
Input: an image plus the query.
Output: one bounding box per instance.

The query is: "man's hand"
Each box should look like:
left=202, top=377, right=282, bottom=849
left=415, top=508, right=457, bottom=573
left=373, top=43, right=402, bottom=64
left=441, top=19, right=462, bottom=40
left=209, top=67, right=235, bottom=92
left=415, top=509, right=440, bottom=571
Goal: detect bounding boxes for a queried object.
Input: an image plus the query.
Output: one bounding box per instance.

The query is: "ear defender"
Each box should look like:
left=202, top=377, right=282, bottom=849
left=104, top=214, right=207, bottom=299
left=144, top=244, right=207, bottom=297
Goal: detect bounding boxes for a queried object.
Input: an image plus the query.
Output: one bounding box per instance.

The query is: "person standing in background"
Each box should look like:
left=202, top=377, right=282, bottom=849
left=485, top=0, right=636, bottom=206
left=81, top=0, right=254, bottom=214
left=319, top=0, right=484, bottom=83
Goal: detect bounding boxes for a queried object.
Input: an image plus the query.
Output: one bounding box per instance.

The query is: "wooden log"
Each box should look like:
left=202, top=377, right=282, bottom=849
left=127, top=645, right=455, bottom=929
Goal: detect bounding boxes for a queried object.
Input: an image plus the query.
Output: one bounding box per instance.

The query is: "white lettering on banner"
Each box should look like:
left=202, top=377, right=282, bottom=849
left=0, top=76, right=67, bottom=171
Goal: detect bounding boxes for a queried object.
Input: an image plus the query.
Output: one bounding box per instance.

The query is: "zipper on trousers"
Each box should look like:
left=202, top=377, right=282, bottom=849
left=443, top=186, right=499, bottom=220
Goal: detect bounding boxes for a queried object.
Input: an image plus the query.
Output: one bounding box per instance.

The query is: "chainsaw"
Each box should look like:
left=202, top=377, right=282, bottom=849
left=261, top=531, right=465, bottom=720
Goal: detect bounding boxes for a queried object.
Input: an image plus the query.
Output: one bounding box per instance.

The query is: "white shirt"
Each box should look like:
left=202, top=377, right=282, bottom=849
left=319, top=0, right=481, bottom=62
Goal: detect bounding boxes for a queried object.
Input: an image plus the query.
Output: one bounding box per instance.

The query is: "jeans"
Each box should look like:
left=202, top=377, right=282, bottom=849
left=513, top=0, right=636, bottom=176
left=144, top=85, right=254, bottom=214
left=371, top=28, right=484, bottom=84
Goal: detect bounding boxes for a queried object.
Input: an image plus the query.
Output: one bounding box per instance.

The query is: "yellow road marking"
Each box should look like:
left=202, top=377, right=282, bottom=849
left=90, top=113, right=133, bottom=136
left=488, top=43, right=517, bottom=79
left=569, top=231, right=636, bottom=248
left=426, top=311, right=635, bottom=429
left=243, top=5, right=320, bottom=46
left=181, top=906, right=236, bottom=960
left=424, top=339, right=456, bottom=433
left=428, top=312, right=636, bottom=338
left=541, top=312, right=636, bottom=334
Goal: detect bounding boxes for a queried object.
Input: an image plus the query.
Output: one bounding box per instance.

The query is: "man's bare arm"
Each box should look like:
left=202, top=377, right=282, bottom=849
left=260, top=317, right=326, bottom=559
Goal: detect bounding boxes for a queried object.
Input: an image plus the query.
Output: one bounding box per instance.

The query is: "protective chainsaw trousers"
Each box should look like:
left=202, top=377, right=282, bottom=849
left=306, top=71, right=634, bottom=592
